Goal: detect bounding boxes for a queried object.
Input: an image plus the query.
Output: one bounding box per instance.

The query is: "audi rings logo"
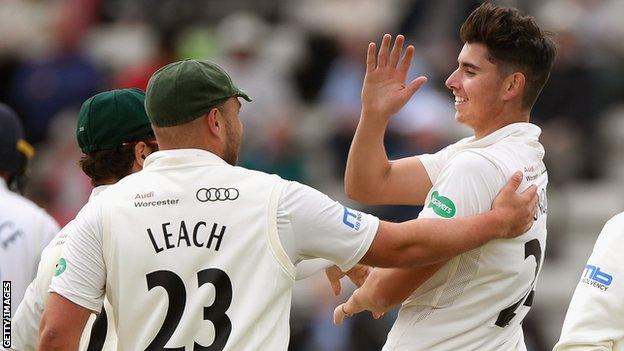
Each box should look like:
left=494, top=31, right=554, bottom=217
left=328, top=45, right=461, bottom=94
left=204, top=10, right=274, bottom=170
left=196, top=188, right=240, bottom=202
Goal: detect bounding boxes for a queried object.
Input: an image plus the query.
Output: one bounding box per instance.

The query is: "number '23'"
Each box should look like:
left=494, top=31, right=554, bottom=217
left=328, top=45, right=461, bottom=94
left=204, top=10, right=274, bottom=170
left=145, top=268, right=233, bottom=350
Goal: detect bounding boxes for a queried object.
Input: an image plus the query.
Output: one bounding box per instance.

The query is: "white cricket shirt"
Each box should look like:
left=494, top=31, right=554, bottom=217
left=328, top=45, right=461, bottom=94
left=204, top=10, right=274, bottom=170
left=554, top=213, right=624, bottom=351
left=50, top=149, right=378, bottom=351
left=10, top=185, right=116, bottom=351
left=383, top=123, right=548, bottom=351
left=0, top=178, right=58, bottom=320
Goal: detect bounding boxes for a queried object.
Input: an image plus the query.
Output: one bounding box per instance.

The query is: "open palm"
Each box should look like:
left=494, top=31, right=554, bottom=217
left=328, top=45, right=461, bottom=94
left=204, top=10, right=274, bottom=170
left=361, top=34, right=428, bottom=118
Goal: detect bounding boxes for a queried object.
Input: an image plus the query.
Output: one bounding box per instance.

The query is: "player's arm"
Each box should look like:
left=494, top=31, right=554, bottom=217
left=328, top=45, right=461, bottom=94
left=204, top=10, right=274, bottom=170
left=359, top=170, right=534, bottom=267
left=554, top=214, right=624, bottom=351
left=39, top=293, right=93, bottom=350
left=334, top=263, right=443, bottom=324
left=345, top=34, right=431, bottom=205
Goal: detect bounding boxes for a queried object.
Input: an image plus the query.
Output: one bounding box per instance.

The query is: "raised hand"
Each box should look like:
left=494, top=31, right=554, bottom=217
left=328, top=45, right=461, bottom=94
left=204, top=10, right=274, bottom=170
left=361, top=34, right=428, bottom=119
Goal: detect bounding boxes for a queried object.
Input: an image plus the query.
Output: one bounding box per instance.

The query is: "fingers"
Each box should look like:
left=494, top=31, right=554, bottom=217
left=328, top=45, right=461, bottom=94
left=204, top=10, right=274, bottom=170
left=388, top=35, right=404, bottom=68
left=333, top=303, right=349, bottom=325
left=398, top=45, right=415, bottom=76
left=366, top=42, right=376, bottom=73
left=377, top=34, right=392, bottom=68
left=406, top=76, right=428, bottom=96
left=330, top=279, right=342, bottom=296
left=325, top=266, right=344, bottom=296
left=504, top=171, right=523, bottom=193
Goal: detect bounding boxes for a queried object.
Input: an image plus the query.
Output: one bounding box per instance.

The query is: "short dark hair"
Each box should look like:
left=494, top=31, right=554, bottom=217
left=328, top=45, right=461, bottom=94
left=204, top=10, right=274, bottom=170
left=460, top=2, right=556, bottom=109
left=78, top=137, right=157, bottom=186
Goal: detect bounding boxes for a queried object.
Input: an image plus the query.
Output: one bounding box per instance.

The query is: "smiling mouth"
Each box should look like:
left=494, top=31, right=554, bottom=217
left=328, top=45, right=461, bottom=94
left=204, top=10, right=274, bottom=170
left=454, top=96, right=468, bottom=106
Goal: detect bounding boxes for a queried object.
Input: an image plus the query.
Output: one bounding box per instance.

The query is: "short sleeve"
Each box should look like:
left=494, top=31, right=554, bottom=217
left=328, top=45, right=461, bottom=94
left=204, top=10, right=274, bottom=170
left=277, top=181, right=379, bottom=272
left=419, top=151, right=505, bottom=219
left=417, top=140, right=465, bottom=184
left=39, top=212, right=60, bottom=252
left=49, top=200, right=106, bottom=312
left=554, top=213, right=624, bottom=350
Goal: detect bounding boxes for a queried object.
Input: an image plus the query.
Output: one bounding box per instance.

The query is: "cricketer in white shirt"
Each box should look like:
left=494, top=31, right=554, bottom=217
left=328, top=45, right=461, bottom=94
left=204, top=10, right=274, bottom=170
left=9, top=181, right=334, bottom=351
left=0, top=177, right=58, bottom=319
left=49, top=149, right=379, bottom=350
left=554, top=213, right=624, bottom=351
left=381, top=123, right=548, bottom=351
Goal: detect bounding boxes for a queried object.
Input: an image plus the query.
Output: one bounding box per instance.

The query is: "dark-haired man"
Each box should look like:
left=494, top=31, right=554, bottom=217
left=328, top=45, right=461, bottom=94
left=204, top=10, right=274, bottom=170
left=336, top=3, right=555, bottom=350
left=11, top=88, right=157, bottom=350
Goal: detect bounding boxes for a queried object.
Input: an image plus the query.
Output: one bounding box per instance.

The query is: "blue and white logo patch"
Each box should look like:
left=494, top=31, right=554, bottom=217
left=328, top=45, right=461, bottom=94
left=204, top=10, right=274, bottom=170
left=581, top=264, right=613, bottom=291
left=342, top=207, right=362, bottom=230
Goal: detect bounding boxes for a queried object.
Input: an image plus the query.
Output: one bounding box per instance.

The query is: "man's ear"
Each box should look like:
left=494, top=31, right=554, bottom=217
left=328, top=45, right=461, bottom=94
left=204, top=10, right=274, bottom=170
left=502, top=71, right=526, bottom=102
left=205, top=108, right=222, bottom=138
left=133, top=141, right=153, bottom=168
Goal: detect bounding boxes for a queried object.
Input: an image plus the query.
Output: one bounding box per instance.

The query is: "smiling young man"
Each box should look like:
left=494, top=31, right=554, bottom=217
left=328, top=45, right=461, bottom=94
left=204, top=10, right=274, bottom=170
left=337, top=3, right=555, bottom=351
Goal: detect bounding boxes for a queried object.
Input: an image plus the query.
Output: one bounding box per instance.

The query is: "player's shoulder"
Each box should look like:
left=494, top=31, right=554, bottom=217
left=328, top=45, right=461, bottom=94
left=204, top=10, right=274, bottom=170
left=596, top=212, right=624, bottom=246
left=447, top=149, right=501, bottom=175
left=0, top=189, right=58, bottom=229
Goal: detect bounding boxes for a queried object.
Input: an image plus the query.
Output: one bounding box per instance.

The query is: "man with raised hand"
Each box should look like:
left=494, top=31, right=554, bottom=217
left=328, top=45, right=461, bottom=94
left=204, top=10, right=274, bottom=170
left=336, top=3, right=554, bottom=351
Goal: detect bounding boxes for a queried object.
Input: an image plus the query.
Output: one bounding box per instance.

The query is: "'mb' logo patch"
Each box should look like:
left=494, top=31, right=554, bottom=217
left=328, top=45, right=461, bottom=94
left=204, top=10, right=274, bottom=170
left=428, top=191, right=456, bottom=218
left=581, top=264, right=613, bottom=291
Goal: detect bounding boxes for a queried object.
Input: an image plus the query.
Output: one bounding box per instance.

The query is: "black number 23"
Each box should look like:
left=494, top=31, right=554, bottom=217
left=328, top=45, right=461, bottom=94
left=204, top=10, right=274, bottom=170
left=145, top=268, right=233, bottom=350
left=495, top=239, right=542, bottom=327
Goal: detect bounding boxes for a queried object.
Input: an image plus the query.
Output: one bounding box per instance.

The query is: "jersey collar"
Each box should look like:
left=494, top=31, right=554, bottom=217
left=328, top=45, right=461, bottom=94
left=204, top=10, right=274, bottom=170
left=464, top=122, right=542, bottom=148
left=143, top=148, right=229, bottom=169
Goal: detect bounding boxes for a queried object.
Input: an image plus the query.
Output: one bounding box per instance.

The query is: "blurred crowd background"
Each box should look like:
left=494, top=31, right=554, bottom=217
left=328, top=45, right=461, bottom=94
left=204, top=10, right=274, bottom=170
left=2, top=0, right=624, bottom=349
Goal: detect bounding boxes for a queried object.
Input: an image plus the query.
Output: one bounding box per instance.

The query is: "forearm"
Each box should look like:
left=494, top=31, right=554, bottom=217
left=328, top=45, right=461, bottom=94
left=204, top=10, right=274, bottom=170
left=355, top=264, right=442, bottom=312
left=363, top=213, right=503, bottom=267
left=344, top=111, right=391, bottom=202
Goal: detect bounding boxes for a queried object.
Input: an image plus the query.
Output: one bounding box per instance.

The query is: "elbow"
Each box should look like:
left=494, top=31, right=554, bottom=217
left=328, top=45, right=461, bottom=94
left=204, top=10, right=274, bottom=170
left=344, top=182, right=367, bottom=203
left=344, top=182, right=381, bottom=205
left=39, top=326, right=62, bottom=350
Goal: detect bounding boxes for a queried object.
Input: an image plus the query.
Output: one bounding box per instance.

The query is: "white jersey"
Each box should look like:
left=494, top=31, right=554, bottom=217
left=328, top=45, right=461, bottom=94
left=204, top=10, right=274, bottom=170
left=10, top=186, right=116, bottom=351
left=0, top=178, right=58, bottom=321
left=554, top=213, right=624, bottom=351
left=384, top=123, right=548, bottom=351
left=50, top=149, right=378, bottom=351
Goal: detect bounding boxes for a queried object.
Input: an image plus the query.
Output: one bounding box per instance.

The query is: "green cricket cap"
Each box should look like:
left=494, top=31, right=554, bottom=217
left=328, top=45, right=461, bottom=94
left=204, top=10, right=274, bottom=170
left=145, top=59, right=251, bottom=127
left=76, top=88, right=153, bottom=153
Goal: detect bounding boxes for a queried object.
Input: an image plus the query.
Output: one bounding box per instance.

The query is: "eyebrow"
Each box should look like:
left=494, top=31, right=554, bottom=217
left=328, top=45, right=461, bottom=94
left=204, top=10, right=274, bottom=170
left=459, top=61, right=481, bottom=71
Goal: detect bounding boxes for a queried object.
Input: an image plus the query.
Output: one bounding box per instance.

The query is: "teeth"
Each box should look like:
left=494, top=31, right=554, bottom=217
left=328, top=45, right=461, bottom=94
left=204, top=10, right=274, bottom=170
left=454, top=96, right=468, bottom=103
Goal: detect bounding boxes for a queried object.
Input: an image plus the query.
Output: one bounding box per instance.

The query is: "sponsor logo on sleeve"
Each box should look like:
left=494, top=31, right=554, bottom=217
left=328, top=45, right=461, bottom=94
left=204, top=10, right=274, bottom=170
left=54, top=258, right=67, bottom=277
left=581, top=264, right=613, bottom=291
left=428, top=191, right=456, bottom=218
left=342, top=207, right=362, bottom=230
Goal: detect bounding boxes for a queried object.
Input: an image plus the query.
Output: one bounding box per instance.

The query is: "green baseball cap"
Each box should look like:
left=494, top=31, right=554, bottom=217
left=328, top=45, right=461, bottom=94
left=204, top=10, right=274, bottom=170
left=76, top=88, right=154, bottom=153
left=145, top=59, right=251, bottom=127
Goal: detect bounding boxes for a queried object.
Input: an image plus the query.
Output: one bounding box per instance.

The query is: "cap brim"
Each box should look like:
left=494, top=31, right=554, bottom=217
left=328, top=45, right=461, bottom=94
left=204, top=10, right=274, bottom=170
left=236, top=89, right=252, bottom=102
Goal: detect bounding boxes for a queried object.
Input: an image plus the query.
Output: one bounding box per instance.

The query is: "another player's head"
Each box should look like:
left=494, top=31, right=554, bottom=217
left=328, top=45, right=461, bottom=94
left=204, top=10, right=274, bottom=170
left=445, top=2, right=556, bottom=134
left=0, top=103, right=34, bottom=193
left=145, top=59, right=251, bottom=166
left=77, top=88, right=158, bottom=186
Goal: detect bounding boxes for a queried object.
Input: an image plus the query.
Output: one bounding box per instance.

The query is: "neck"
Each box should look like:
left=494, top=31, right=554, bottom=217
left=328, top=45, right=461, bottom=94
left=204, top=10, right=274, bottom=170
left=474, top=109, right=530, bottom=139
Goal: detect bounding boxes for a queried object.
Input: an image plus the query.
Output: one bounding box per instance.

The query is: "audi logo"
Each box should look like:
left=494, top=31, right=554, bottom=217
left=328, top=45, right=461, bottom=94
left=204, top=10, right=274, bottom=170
left=196, top=188, right=240, bottom=202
